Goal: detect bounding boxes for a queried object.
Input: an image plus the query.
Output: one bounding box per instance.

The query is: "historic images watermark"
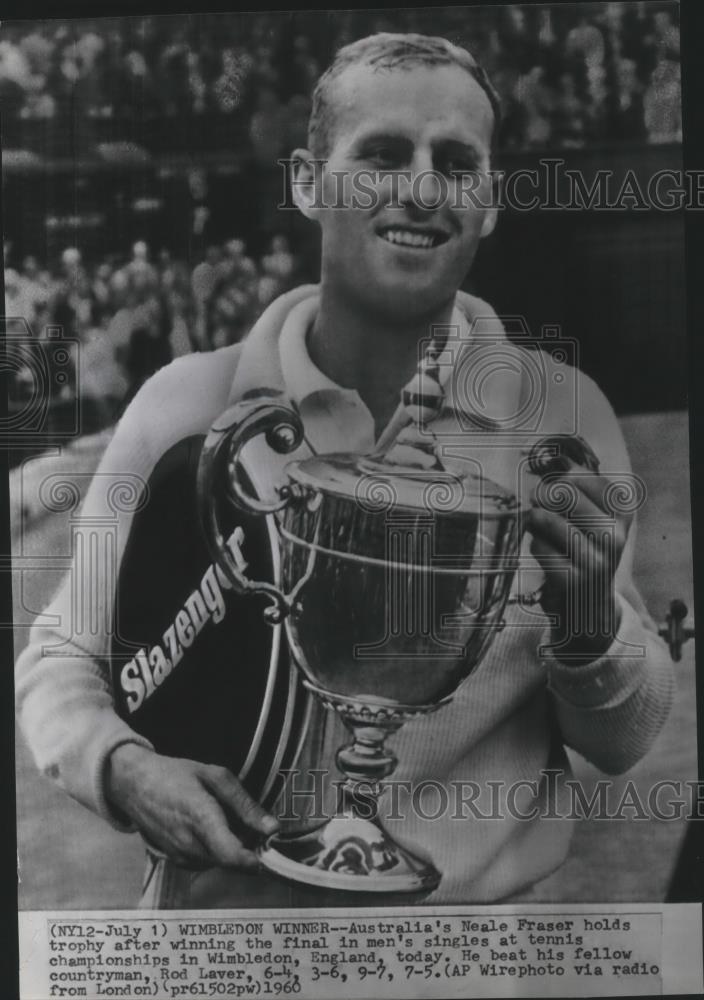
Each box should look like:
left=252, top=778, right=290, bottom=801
left=346, top=314, right=648, bottom=664
left=5, top=312, right=648, bottom=663
left=2, top=320, right=82, bottom=449
left=278, top=157, right=703, bottom=213
left=277, top=769, right=704, bottom=824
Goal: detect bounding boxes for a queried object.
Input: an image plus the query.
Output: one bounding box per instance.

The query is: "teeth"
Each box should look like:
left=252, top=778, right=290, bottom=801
left=381, top=229, right=437, bottom=248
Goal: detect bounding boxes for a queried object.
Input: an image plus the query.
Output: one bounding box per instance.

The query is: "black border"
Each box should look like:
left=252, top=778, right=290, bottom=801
left=1, top=3, right=702, bottom=999
left=0, top=89, right=19, bottom=1000
left=671, top=0, right=704, bottom=920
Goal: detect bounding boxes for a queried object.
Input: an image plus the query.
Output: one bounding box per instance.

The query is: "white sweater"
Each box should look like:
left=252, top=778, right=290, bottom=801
left=15, top=287, right=675, bottom=903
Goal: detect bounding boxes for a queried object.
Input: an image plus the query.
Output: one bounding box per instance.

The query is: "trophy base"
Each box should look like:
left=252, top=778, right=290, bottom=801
left=259, top=816, right=440, bottom=893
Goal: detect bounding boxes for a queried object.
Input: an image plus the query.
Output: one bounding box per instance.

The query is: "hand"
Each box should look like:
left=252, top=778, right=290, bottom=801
left=527, top=460, right=632, bottom=664
left=105, top=744, right=279, bottom=869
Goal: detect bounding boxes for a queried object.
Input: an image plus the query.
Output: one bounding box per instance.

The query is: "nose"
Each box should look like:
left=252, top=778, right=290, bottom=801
left=396, top=149, right=445, bottom=213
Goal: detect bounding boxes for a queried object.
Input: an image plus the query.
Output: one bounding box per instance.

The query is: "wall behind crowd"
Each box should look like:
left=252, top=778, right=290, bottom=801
left=1, top=2, right=685, bottom=441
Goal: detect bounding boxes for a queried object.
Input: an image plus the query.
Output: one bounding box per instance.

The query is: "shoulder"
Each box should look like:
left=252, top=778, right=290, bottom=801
left=113, top=345, right=245, bottom=470
left=130, top=344, right=242, bottom=421
left=455, top=292, right=628, bottom=469
left=531, top=348, right=629, bottom=470
left=576, top=367, right=630, bottom=471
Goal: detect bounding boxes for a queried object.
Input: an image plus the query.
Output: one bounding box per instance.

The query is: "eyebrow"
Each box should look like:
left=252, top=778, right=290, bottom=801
left=352, top=131, right=486, bottom=163
left=436, top=138, right=486, bottom=164
left=352, top=131, right=412, bottom=151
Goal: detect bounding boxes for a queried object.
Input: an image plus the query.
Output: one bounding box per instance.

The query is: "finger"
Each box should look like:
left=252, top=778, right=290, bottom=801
left=138, top=778, right=226, bottom=866
left=529, top=536, right=570, bottom=588
left=529, top=535, right=572, bottom=580
left=533, top=475, right=618, bottom=524
left=531, top=534, right=616, bottom=619
left=559, top=483, right=610, bottom=522
left=528, top=503, right=622, bottom=561
left=156, top=826, right=214, bottom=869
left=148, top=798, right=257, bottom=870
left=195, top=800, right=262, bottom=870
left=570, top=474, right=633, bottom=544
left=528, top=536, right=570, bottom=620
left=530, top=512, right=619, bottom=586
left=527, top=506, right=572, bottom=555
left=545, top=466, right=634, bottom=527
left=202, top=767, right=280, bottom=837
left=565, top=469, right=617, bottom=508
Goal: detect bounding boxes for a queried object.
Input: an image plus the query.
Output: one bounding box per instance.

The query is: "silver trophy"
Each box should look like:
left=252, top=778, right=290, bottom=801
left=198, top=396, right=528, bottom=893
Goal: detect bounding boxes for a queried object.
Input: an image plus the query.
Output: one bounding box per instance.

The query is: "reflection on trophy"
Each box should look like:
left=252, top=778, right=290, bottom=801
left=197, top=393, right=530, bottom=893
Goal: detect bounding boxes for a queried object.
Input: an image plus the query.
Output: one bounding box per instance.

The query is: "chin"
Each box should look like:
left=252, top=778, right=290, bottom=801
left=367, top=278, right=457, bottom=319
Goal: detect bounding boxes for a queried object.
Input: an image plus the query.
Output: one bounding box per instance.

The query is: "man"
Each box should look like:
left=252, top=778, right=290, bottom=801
left=16, top=33, right=674, bottom=907
left=125, top=240, right=160, bottom=292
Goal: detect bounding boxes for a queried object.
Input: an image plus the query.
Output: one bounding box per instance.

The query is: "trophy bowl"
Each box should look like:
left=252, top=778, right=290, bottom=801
left=198, top=397, right=529, bottom=893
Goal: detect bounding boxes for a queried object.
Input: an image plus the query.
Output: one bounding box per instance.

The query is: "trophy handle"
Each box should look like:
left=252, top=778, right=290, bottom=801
left=527, top=433, right=601, bottom=476
left=507, top=434, right=601, bottom=610
left=197, top=397, right=306, bottom=624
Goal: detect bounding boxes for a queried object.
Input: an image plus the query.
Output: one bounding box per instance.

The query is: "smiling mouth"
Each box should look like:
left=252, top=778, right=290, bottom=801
left=378, top=227, right=450, bottom=249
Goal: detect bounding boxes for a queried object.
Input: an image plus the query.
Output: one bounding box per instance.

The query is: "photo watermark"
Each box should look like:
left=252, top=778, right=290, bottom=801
left=279, top=157, right=703, bottom=213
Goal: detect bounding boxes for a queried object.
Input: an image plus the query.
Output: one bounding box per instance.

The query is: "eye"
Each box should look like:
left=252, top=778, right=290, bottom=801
left=370, top=151, right=398, bottom=168
left=440, top=156, right=480, bottom=177
left=363, top=145, right=405, bottom=169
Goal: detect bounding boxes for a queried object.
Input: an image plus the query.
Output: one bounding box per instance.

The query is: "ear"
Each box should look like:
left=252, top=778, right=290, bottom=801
left=478, top=166, right=499, bottom=239
left=290, top=148, right=326, bottom=222
left=480, top=204, right=498, bottom=239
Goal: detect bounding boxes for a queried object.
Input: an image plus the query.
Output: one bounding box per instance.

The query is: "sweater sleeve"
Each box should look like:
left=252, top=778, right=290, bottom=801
left=15, top=348, right=241, bottom=828
left=16, top=390, right=156, bottom=829
left=541, top=373, right=675, bottom=774
left=545, top=530, right=675, bottom=774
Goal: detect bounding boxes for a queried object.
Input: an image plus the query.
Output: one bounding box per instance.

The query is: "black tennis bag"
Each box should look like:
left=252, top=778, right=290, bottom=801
left=109, top=434, right=310, bottom=809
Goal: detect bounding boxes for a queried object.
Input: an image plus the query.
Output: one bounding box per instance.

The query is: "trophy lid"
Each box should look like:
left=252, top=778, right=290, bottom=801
left=286, top=451, right=522, bottom=517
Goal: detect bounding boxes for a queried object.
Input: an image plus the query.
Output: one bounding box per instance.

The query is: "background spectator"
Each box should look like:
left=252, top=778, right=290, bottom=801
left=1, top=3, right=683, bottom=439
left=4, top=235, right=306, bottom=420
left=0, top=4, right=680, bottom=151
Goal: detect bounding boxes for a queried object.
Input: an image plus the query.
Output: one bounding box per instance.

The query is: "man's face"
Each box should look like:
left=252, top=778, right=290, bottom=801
left=23, top=256, right=39, bottom=279
left=305, top=63, right=496, bottom=321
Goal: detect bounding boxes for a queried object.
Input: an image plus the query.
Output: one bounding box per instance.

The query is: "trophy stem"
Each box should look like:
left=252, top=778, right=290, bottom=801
left=258, top=687, right=442, bottom=893
left=336, top=718, right=400, bottom=802
left=331, top=718, right=401, bottom=825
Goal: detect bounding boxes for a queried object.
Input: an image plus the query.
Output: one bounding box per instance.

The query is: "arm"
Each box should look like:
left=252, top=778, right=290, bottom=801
left=15, top=349, right=278, bottom=865
left=544, top=515, right=675, bottom=774
left=15, top=376, right=160, bottom=825
left=529, top=371, right=675, bottom=774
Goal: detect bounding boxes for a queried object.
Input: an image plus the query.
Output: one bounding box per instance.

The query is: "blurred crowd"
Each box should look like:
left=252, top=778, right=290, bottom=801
left=0, top=2, right=681, bottom=151
left=490, top=3, right=681, bottom=146
left=5, top=236, right=302, bottom=425
left=2, top=3, right=683, bottom=445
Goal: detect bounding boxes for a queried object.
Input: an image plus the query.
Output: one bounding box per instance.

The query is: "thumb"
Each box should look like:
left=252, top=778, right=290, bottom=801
left=202, top=767, right=280, bottom=837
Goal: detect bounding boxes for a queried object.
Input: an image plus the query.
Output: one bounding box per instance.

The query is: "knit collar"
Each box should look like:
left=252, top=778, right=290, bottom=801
left=226, top=284, right=523, bottom=427
left=277, top=294, right=475, bottom=410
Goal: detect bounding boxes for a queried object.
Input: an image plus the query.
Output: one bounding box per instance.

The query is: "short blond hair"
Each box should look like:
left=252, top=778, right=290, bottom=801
left=308, top=32, right=501, bottom=157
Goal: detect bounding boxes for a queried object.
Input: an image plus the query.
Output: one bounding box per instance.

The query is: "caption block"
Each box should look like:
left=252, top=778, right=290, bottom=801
left=18, top=909, right=673, bottom=999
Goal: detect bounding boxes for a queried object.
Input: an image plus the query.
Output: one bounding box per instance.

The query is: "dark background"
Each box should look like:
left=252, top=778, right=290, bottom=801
left=1, top=1, right=686, bottom=421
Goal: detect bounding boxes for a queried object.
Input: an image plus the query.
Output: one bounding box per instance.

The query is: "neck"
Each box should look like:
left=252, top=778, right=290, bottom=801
left=308, top=285, right=456, bottom=434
